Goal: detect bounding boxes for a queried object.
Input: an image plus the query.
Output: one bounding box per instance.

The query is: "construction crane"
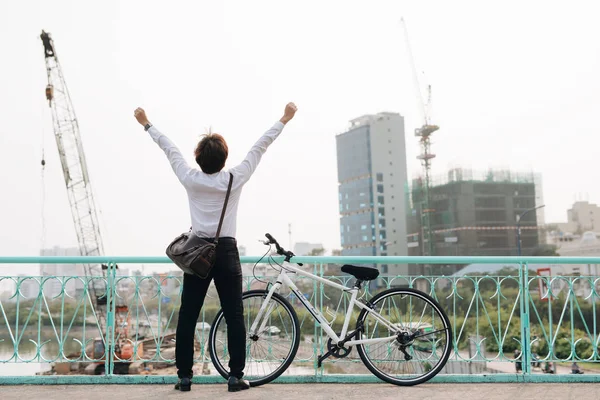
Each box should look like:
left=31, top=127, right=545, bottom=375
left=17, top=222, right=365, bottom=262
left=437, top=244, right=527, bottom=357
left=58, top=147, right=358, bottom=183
left=401, top=18, right=439, bottom=258
left=40, top=31, right=131, bottom=373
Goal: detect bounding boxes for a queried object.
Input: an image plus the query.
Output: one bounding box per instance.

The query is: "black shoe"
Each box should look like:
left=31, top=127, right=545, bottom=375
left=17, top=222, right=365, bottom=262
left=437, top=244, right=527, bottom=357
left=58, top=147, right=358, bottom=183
left=228, top=376, right=250, bottom=392
left=175, top=377, right=192, bottom=392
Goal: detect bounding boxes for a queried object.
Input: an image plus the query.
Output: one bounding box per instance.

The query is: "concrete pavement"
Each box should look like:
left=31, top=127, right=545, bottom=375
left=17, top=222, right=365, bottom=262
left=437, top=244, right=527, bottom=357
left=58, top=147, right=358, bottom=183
left=1, top=383, right=597, bottom=400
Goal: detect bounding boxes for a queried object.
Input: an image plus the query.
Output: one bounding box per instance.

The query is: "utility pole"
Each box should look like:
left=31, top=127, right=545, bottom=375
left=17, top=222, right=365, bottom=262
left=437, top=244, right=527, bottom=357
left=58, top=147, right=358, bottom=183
left=517, top=205, right=545, bottom=256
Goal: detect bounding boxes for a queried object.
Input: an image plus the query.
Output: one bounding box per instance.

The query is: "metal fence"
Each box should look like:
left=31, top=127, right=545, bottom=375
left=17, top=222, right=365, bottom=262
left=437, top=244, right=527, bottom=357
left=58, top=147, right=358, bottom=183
left=0, top=256, right=599, bottom=384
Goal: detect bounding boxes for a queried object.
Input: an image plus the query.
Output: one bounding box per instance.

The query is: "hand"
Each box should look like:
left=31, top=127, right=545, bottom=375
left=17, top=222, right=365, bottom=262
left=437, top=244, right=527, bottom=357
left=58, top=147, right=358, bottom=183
left=280, top=102, right=297, bottom=124
left=134, top=107, right=150, bottom=126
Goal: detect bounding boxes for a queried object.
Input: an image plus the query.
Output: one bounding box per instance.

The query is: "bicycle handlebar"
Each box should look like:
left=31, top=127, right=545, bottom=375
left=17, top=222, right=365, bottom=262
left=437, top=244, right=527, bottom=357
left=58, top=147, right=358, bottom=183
left=264, top=233, right=302, bottom=266
left=265, top=233, right=277, bottom=246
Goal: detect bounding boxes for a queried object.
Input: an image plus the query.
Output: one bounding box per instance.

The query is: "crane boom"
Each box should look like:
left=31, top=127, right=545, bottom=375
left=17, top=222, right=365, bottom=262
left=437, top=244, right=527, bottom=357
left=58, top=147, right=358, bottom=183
left=401, top=17, right=427, bottom=125
left=40, top=30, right=107, bottom=330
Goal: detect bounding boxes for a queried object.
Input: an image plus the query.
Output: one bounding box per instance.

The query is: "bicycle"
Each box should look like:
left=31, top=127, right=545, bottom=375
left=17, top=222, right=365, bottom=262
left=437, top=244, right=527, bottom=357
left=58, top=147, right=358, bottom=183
left=208, top=233, right=452, bottom=386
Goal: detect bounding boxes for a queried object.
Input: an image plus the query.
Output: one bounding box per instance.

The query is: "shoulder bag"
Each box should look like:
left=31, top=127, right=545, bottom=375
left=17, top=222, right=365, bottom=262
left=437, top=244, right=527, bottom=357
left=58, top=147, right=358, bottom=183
left=165, top=173, right=233, bottom=279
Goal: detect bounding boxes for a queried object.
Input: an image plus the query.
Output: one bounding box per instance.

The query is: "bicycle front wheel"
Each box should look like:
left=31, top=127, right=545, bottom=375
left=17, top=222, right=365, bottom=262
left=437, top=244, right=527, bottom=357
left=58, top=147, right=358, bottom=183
left=208, top=289, right=300, bottom=386
left=356, top=288, right=452, bottom=386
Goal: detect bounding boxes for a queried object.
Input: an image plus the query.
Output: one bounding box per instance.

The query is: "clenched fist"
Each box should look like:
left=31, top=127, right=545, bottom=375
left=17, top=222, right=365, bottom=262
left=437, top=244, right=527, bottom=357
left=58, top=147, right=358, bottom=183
left=280, top=102, right=298, bottom=124
left=134, top=107, right=150, bottom=126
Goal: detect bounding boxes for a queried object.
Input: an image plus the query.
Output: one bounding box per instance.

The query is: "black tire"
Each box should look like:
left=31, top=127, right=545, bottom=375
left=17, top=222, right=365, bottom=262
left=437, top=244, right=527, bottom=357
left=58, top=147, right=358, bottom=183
left=208, top=290, right=300, bottom=387
left=356, top=287, right=452, bottom=386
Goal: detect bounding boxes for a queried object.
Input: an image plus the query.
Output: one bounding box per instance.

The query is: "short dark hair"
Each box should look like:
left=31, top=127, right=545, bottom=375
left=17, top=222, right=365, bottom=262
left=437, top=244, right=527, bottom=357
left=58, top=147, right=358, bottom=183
left=194, top=133, right=228, bottom=174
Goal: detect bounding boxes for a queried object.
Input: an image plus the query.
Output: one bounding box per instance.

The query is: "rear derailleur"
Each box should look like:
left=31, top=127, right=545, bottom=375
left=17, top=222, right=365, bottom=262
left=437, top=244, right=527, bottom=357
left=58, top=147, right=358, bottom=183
left=395, top=330, right=415, bottom=361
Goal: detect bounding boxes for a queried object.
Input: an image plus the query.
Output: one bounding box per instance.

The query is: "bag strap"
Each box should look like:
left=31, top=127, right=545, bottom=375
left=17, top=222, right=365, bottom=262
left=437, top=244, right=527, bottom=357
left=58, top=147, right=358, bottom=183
left=214, top=173, right=234, bottom=244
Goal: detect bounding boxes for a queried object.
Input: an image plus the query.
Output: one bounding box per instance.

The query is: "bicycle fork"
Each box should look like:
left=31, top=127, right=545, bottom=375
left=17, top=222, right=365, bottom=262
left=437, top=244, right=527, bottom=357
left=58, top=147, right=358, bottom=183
left=248, top=283, right=281, bottom=340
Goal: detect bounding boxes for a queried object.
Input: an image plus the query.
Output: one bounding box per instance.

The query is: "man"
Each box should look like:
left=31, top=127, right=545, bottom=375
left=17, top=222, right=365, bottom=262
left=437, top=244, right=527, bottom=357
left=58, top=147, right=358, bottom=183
left=134, top=102, right=298, bottom=392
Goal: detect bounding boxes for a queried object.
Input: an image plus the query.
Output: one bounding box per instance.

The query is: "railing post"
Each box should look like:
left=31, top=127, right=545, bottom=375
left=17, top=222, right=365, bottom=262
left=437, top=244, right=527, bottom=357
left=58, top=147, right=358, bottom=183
left=105, top=261, right=117, bottom=376
left=316, top=261, right=322, bottom=378
left=518, top=261, right=531, bottom=375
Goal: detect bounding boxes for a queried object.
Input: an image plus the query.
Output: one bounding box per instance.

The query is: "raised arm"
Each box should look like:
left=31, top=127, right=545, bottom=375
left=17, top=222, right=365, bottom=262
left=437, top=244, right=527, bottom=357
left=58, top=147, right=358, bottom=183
left=134, top=107, right=193, bottom=185
left=231, top=102, right=297, bottom=184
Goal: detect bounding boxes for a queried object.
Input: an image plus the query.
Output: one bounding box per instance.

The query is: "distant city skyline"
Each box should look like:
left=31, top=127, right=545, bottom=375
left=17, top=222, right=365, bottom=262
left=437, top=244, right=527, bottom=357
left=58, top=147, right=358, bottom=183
left=293, top=242, right=324, bottom=256
left=1, top=1, right=599, bottom=272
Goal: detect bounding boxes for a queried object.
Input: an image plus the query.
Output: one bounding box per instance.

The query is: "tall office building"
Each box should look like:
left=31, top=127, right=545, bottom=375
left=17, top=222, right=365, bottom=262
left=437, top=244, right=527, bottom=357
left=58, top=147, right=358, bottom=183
left=336, top=112, right=409, bottom=276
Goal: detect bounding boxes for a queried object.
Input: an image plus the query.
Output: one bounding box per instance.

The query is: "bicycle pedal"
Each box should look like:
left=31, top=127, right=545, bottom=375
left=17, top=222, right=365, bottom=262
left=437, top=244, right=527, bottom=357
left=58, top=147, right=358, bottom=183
left=317, top=351, right=332, bottom=367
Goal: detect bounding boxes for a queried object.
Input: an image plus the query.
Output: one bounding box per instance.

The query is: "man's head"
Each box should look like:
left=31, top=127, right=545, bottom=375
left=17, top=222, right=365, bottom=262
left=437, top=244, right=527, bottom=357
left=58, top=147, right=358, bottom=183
left=194, top=132, right=228, bottom=174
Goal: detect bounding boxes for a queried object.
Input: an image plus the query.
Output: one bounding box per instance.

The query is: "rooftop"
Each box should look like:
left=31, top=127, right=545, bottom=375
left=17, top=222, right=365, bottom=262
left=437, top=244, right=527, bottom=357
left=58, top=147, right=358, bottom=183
left=347, top=112, right=401, bottom=129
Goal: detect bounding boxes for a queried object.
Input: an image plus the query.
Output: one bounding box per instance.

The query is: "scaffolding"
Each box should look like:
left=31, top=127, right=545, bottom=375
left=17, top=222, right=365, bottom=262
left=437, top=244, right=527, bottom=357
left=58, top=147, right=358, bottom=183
left=408, top=168, right=545, bottom=258
left=418, top=168, right=540, bottom=187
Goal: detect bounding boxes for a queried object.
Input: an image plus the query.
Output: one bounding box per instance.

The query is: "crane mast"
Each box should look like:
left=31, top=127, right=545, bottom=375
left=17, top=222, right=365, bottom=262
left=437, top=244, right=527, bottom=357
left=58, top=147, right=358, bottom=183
left=40, top=30, right=108, bottom=330
left=401, top=18, right=439, bottom=258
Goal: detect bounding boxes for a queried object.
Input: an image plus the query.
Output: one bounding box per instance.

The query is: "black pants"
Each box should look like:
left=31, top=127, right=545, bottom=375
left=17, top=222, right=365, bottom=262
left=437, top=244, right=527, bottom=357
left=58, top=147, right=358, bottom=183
left=175, top=237, right=245, bottom=379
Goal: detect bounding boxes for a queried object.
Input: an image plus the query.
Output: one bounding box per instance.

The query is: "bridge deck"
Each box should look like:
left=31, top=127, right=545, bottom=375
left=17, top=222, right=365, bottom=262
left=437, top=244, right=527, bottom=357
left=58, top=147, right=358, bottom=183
left=2, top=383, right=596, bottom=400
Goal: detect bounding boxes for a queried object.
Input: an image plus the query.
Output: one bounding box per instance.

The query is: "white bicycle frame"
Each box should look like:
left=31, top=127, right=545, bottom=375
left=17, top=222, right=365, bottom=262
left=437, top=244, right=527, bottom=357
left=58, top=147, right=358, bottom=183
left=248, top=259, right=398, bottom=347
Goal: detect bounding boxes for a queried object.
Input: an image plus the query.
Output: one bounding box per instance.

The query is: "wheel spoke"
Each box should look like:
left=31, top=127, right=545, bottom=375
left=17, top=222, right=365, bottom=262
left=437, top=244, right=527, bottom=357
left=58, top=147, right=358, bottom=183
left=357, top=288, right=451, bottom=385
left=209, top=291, right=299, bottom=386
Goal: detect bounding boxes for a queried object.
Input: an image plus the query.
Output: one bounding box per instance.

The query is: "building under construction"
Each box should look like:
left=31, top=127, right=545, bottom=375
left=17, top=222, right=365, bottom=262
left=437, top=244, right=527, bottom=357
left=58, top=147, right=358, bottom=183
left=407, top=168, right=544, bottom=273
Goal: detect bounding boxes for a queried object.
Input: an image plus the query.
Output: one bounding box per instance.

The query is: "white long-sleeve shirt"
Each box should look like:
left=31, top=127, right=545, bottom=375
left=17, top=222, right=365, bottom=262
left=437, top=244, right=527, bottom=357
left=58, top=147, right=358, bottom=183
left=147, top=121, right=285, bottom=238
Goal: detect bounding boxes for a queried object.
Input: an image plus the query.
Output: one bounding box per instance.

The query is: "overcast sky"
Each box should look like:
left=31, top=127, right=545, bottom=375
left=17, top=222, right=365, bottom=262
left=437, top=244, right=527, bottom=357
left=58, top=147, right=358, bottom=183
left=1, top=0, right=599, bottom=274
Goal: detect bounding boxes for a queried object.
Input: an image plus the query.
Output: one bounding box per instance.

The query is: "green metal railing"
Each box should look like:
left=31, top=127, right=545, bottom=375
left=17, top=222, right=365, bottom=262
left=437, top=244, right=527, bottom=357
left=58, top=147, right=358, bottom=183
left=0, top=256, right=599, bottom=384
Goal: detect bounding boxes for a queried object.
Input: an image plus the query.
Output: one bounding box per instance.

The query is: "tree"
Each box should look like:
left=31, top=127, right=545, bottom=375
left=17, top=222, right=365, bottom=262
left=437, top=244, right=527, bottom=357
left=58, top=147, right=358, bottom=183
left=308, top=248, right=326, bottom=256
left=532, top=245, right=559, bottom=257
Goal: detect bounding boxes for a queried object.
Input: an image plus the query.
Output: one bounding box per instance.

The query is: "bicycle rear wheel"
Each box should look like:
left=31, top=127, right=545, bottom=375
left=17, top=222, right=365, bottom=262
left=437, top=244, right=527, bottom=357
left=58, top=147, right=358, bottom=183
left=208, top=290, right=300, bottom=386
left=356, top=288, right=452, bottom=386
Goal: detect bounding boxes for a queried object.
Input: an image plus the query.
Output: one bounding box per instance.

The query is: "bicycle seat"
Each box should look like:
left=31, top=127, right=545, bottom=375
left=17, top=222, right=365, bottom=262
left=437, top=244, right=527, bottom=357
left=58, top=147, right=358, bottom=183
left=341, top=265, right=380, bottom=281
